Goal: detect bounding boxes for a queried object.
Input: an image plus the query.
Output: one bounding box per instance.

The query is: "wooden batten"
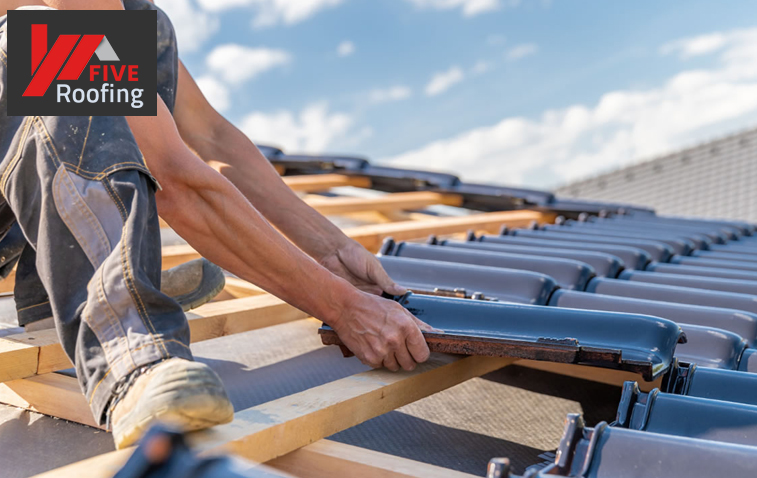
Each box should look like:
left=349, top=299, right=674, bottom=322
left=283, top=174, right=371, bottom=193
left=33, top=355, right=514, bottom=477
left=306, top=191, right=463, bottom=216
left=518, top=360, right=662, bottom=392
left=267, top=440, right=479, bottom=478
left=0, top=295, right=308, bottom=383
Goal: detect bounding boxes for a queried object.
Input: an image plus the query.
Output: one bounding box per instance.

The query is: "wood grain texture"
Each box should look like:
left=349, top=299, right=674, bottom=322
left=0, top=337, right=38, bottom=383
left=221, top=277, right=267, bottom=298
left=268, top=439, right=479, bottom=478
left=0, top=373, right=99, bottom=429
left=0, top=269, right=14, bottom=293
left=35, top=355, right=514, bottom=477
left=161, top=192, right=457, bottom=228
left=160, top=244, right=202, bottom=269
left=4, top=320, right=325, bottom=428
left=0, top=295, right=307, bottom=383
left=283, top=174, right=371, bottom=193
left=517, top=359, right=661, bottom=392
left=306, top=192, right=463, bottom=216
left=344, top=210, right=551, bottom=252
left=197, top=354, right=515, bottom=463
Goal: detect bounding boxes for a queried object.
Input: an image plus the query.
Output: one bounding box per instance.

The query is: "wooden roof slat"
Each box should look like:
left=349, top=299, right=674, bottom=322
left=0, top=295, right=308, bottom=383
left=32, top=354, right=514, bottom=477
left=283, top=174, right=371, bottom=193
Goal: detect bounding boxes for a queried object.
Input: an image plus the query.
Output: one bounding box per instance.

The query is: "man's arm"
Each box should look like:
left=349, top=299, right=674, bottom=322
left=43, top=0, right=124, bottom=9
left=172, top=62, right=403, bottom=295
left=127, top=96, right=431, bottom=372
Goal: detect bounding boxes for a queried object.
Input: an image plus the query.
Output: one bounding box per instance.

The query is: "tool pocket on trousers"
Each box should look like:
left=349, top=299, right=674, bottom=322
left=52, top=165, right=125, bottom=270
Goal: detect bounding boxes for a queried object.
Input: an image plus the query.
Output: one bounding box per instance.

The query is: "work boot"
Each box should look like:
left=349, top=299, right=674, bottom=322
left=23, top=258, right=225, bottom=332
left=109, top=358, right=234, bottom=449
left=161, top=258, right=226, bottom=312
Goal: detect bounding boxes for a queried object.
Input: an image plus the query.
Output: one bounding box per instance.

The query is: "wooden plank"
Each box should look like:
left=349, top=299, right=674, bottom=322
left=306, top=192, right=463, bottom=216
left=0, top=373, right=99, bottom=429
left=36, top=355, right=514, bottom=477
left=267, top=439, right=478, bottom=478
left=197, top=354, right=515, bottom=463
left=0, top=337, right=38, bottom=383
left=0, top=244, right=192, bottom=295
left=161, top=244, right=202, bottom=270
left=0, top=295, right=308, bottom=383
left=517, top=360, right=661, bottom=392
left=160, top=193, right=455, bottom=228
left=344, top=210, right=551, bottom=252
left=222, top=277, right=267, bottom=299
left=158, top=177, right=381, bottom=229
left=283, top=174, right=371, bottom=193
left=157, top=210, right=552, bottom=267
left=0, top=269, right=14, bottom=293
left=3, top=320, right=325, bottom=427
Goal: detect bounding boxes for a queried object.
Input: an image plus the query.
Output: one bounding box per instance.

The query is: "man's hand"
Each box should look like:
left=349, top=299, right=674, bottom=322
left=319, top=238, right=405, bottom=296
left=331, top=290, right=436, bottom=371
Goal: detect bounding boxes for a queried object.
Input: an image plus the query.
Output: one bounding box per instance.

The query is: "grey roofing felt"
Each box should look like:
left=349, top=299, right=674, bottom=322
left=556, top=127, right=757, bottom=223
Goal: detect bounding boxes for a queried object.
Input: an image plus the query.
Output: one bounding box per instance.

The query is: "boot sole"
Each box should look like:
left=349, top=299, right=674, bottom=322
left=112, top=360, right=234, bottom=449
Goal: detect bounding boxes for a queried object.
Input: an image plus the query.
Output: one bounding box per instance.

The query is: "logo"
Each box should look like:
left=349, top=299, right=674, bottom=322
left=8, top=10, right=157, bottom=116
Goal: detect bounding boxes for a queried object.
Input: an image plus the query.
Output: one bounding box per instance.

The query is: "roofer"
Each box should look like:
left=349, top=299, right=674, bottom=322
left=0, top=0, right=434, bottom=449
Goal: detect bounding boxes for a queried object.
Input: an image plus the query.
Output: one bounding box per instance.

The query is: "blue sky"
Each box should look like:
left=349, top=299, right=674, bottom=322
left=160, top=0, right=757, bottom=189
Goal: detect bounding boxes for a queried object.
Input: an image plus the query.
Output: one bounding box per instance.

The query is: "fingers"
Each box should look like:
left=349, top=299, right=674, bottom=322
left=359, top=350, right=383, bottom=369
left=367, top=258, right=407, bottom=296
left=413, top=317, right=443, bottom=334
left=337, top=292, right=432, bottom=373
left=405, top=320, right=431, bottom=363
left=394, top=344, right=416, bottom=371
left=382, top=352, right=400, bottom=372
left=357, top=284, right=384, bottom=296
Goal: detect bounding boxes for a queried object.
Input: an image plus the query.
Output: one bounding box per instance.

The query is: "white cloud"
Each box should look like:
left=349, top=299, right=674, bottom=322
left=157, top=0, right=219, bottom=52
left=383, top=28, right=757, bottom=188
left=472, top=60, right=493, bottom=75
left=506, top=43, right=538, bottom=60
left=660, top=33, right=728, bottom=59
left=206, top=44, right=290, bottom=85
left=240, top=102, right=356, bottom=152
left=196, top=0, right=252, bottom=11
left=425, top=66, right=465, bottom=96
left=194, top=0, right=345, bottom=27
left=405, top=0, right=517, bottom=17
left=368, top=86, right=413, bottom=104
left=195, top=76, right=231, bottom=112
left=254, top=0, right=345, bottom=27
left=337, top=40, right=356, bottom=57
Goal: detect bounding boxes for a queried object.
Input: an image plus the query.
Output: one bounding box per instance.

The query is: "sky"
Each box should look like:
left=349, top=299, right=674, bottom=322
left=158, top=0, right=757, bottom=189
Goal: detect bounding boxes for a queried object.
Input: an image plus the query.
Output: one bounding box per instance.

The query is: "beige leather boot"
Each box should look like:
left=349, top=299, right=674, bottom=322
left=109, top=358, right=234, bottom=449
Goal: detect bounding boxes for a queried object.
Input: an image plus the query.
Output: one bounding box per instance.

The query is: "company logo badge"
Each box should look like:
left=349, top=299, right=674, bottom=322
left=8, top=10, right=157, bottom=116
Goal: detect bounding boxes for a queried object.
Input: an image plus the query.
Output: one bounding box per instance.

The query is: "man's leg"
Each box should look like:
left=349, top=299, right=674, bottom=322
left=0, top=115, right=232, bottom=447
left=15, top=240, right=55, bottom=331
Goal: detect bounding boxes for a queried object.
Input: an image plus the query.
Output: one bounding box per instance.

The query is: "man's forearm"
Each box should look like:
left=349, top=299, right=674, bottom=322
left=127, top=98, right=359, bottom=325
left=159, top=154, right=357, bottom=324
left=44, top=0, right=124, bottom=10
left=195, top=125, right=349, bottom=261
left=173, top=62, right=351, bottom=262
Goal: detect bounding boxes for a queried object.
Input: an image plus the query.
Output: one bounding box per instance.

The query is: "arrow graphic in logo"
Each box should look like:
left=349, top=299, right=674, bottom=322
left=23, top=24, right=120, bottom=97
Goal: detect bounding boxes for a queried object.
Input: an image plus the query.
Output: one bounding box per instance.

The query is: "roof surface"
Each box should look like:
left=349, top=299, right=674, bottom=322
left=556, top=127, right=757, bottom=222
